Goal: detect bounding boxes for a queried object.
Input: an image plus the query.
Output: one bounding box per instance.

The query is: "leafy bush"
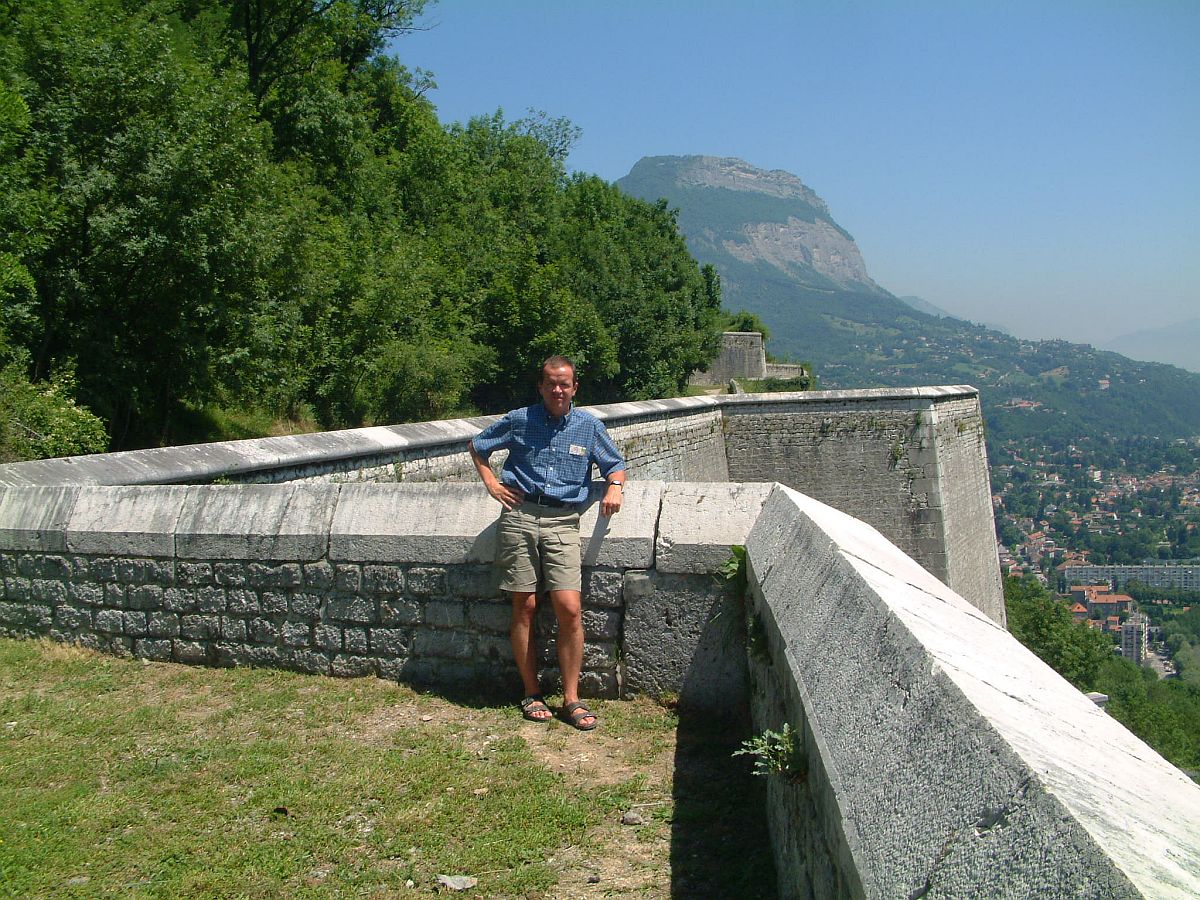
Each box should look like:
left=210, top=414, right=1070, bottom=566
left=0, top=365, right=108, bottom=461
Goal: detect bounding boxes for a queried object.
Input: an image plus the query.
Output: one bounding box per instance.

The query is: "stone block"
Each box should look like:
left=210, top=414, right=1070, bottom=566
left=424, top=601, right=464, bottom=628
left=54, top=604, right=91, bottom=631
left=0, top=486, right=78, bottom=552
left=225, top=589, right=261, bottom=616
left=467, top=601, right=510, bottom=634
left=214, top=562, right=249, bottom=587
left=176, top=484, right=338, bottom=560
left=147, top=611, right=180, bottom=638
left=39, top=556, right=71, bottom=580
left=476, top=634, right=513, bottom=662
left=220, top=617, right=247, bottom=642
left=579, top=482, right=662, bottom=569
left=94, top=608, right=124, bottom=634
left=369, top=627, right=410, bottom=657
left=180, top=614, right=220, bottom=641
left=289, top=593, right=322, bottom=618
left=289, top=649, right=330, bottom=675
left=134, top=639, right=173, bottom=662
left=413, top=628, right=472, bottom=659
left=31, top=579, right=67, bottom=605
left=173, top=641, right=208, bottom=664
left=343, top=627, right=368, bottom=654
left=405, top=567, right=447, bottom=598
left=162, top=587, right=197, bottom=613
left=334, top=564, right=362, bottom=593
left=330, top=483, right=500, bottom=564
left=122, top=611, right=148, bottom=636
left=622, top=571, right=747, bottom=711
left=249, top=618, right=278, bottom=644
left=281, top=621, right=311, bottom=647
left=379, top=598, right=420, bottom=626
left=195, top=586, right=227, bottom=614
left=582, top=608, right=621, bottom=640
left=126, top=585, right=164, bottom=610
left=177, top=562, right=213, bottom=585
left=3, top=577, right=31, bottom=602
left=64, top=486, right=189, bottom=557
left=363, top=565, right=404, bottom=596
left=332, top=655, right=374, bottom=678
left=314, top=625, right=341, bottom=651
left=448, top=565, right=500, bottom=599
left=583, top=570, right=624, bottom=608
left=327, top=596, right=373, bottom=624
left=655, top=483, right=772, bottom=574
left=261, top=591, right=289, bottom=615
left=303, top=561, right=335, bottom=591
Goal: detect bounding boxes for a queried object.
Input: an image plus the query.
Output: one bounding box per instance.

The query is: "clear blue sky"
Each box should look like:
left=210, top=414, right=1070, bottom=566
left=393, top=0, right=1199, bottom=346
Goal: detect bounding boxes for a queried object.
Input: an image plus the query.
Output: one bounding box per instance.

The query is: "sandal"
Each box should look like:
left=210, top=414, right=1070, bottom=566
left=519, top=694, right=552, bottom=722
left=561, top=701, right=598, bottom=731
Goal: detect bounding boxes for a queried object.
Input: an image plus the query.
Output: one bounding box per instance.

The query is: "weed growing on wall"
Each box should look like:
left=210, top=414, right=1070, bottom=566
left=733, top=723, right=807, bottom=783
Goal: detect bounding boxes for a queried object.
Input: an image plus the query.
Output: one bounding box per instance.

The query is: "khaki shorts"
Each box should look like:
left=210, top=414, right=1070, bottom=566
left=496, top=503, right=582, bottom=593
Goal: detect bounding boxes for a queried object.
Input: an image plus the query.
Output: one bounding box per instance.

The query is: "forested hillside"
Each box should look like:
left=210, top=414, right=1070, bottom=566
left=0, top=0, right=722, bottom=457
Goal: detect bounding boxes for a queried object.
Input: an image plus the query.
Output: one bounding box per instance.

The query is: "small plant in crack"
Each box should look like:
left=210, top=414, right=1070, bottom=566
left=716, top=545, right=748, bottom=597
left=733, top=723, right=807, bottom=782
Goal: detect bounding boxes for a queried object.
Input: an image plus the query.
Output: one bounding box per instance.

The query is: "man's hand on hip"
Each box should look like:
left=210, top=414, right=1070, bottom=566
left=487, top=479, right=525, bottom=511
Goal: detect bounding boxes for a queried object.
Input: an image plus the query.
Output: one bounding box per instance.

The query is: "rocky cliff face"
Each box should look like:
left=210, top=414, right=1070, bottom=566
left=617, top=155, right=885, bottom=295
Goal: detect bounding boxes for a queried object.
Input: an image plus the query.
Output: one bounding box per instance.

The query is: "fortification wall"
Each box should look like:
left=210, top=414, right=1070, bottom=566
left=0, top=387, right=1000, bottom=618
left=3, top=481, right=1198, bottom=895
left=689, top=331, right=767, bottom=385
left=720, top=386, right=1004, bottom=622
left=745, top=486, right=1200, bottom=898
left=0, top=482, right=752, bottom=710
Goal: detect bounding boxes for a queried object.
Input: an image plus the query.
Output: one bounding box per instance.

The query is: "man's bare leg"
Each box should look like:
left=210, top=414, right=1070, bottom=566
left=510, top=590, right=550, bottom=720
left=549, top=588, right=596, bottom=728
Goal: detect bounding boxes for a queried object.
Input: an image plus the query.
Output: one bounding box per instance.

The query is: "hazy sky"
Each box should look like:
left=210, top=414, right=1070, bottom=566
left=394, top=1, right=1199, bottom=346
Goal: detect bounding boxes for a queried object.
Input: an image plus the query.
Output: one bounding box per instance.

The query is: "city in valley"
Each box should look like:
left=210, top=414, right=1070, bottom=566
left=992, top=434, right=1200, bottom=681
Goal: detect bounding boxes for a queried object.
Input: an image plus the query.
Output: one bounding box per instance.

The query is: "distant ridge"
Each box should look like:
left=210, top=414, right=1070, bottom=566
left=616, top=155, right=1200, bottom=442
left=1103, top=318, right=1200, bottom=374
left=618, top=155, right=887, bottom=296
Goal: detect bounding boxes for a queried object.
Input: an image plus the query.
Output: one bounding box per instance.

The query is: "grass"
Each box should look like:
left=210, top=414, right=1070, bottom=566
left=0, top=638, right=775, bottom=898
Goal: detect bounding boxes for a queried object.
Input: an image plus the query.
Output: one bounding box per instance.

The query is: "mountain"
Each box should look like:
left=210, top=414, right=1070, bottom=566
left=1103, top=319, right=1200, bottom=374
left=616, top=155, right=1200, bottom=443
left=619, top=155, right=886, bottom=297
left=898, top=295, right=954, bottom=318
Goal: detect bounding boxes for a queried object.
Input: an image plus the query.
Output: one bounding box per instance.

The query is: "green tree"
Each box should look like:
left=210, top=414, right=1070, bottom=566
left=1004, top=576, right=1113, bottom=690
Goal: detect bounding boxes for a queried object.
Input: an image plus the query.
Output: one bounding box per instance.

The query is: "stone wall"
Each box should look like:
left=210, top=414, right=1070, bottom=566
left=3, top=479, right=1198, bottom=895
left=745, top=486, right=1200, bottom=898
left=721, top=386, right=1005, bottom=623
left=689, top=331, right=767, bottom=385
left=0, top=482, right=753, bottom=709
left=0, top=386, right=1001, bottom=620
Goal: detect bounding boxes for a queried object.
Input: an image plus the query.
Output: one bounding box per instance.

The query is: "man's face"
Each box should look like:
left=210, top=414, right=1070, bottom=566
left=538, top=364, right=578, bottom=418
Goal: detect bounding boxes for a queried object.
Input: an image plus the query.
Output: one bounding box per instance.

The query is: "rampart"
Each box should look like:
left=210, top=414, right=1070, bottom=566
left=0, top=386, right=1003, bottom=621
left=689, top=331, right=810, bottom=385
left=4, top=387, right=1198, bottom=894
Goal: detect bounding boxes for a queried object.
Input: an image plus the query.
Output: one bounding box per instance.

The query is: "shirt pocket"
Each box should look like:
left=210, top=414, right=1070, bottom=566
left=552, top=445, right=590, bottom=485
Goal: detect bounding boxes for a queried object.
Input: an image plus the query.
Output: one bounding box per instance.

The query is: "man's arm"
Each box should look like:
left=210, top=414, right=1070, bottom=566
left=469, top=440, right=525, bottom=511
left=600, top=469, right=626, bottom=518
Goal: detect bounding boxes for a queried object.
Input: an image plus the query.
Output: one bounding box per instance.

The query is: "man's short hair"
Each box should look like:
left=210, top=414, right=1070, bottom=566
left=540, top=355, right=577, bottom=382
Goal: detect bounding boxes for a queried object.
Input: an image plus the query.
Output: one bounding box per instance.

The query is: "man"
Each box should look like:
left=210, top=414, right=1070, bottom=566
left=468, top=356, right=627, bottom=731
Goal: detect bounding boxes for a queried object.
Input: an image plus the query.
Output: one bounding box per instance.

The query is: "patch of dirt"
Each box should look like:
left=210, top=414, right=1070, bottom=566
left=350, top=689, right=680, bottom=896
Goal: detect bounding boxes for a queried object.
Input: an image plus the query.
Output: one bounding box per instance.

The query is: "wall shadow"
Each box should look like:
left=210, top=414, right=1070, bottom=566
left=669, top=703, right=778, bottom=897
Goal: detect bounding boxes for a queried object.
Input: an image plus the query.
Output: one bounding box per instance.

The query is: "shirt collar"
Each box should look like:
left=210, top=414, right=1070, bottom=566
left=539, top=401, right=573, bottom=426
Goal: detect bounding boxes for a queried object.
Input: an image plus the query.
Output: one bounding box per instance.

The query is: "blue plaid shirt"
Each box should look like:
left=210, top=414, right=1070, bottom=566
left=470, top=403, right=626, bottom=505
